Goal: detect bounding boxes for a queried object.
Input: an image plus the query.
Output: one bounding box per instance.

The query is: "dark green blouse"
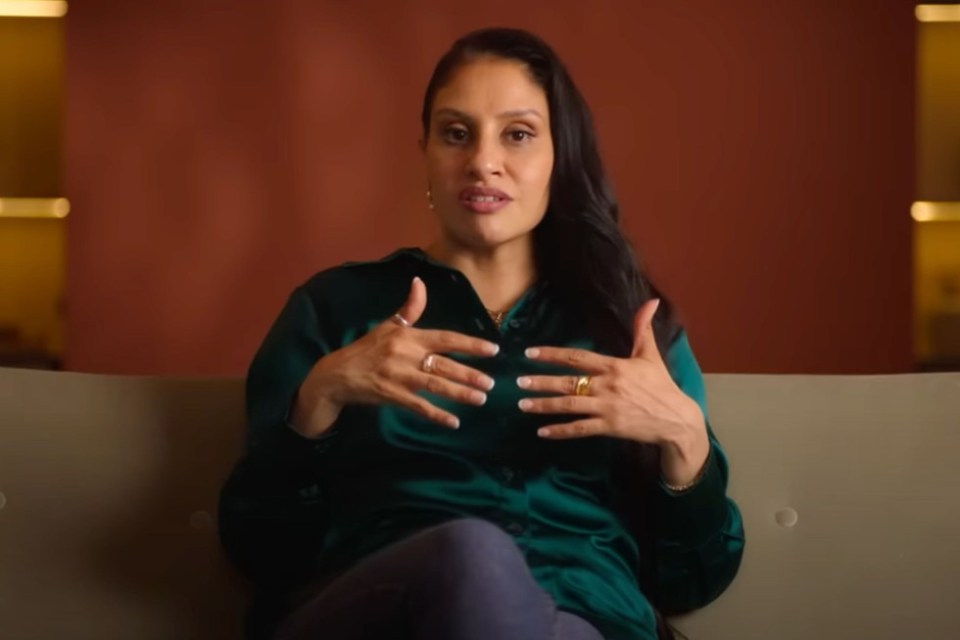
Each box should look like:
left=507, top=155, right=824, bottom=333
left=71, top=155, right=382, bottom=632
left=219, top=248, right=745, bottom=640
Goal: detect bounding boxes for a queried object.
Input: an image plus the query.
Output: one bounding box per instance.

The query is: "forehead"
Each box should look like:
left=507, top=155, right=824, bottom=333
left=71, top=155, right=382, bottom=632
left=431, top=57, right=549, bottom=117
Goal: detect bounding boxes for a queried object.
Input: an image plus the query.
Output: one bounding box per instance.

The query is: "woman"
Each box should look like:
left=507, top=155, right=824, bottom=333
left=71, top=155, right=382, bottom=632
left=219, top=27, right=745, bottom=640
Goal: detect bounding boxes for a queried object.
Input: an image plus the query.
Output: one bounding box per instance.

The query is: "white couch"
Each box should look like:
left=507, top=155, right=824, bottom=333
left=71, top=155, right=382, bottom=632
left=1, top=367, right=958, bottom=639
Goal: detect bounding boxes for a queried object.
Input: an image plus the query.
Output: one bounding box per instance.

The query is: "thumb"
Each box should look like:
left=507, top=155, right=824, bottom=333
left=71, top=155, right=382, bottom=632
left=393, top=276, right=427, bottom=327
left=630, top=298, right=661, bottom=359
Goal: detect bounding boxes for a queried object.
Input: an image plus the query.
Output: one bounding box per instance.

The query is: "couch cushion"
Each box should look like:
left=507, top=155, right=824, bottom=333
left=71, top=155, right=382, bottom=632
left=0, top=367, right=246, bottom=640
left=677, top=373, right=960, bottom=640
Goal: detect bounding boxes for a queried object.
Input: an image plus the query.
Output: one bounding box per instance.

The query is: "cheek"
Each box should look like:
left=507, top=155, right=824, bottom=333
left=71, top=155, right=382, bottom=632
left=518, top=155, right=554, bottom=202
left=425, top=149, right=461, bottom=184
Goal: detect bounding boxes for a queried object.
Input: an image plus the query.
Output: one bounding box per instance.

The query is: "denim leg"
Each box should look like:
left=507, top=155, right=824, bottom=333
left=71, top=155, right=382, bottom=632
left=553, top=611, right=605, bottom=640
left=273, top=518, right=572, bottom=640
left=411, top=518, right=555, bottom=640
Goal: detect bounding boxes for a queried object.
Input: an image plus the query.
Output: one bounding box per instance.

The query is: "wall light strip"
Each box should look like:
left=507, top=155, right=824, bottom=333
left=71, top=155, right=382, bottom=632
left=0, top=1, right=67, bottom=18
left=916, top=4, right=960, bottom=22
left=0, top=198, right=70, bottom=218
left=912, top=201, right=960, bottom=222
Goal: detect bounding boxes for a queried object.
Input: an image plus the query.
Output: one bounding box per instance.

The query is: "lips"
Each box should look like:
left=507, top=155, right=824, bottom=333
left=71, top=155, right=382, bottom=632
left=458, top=186, right=512, bottom=214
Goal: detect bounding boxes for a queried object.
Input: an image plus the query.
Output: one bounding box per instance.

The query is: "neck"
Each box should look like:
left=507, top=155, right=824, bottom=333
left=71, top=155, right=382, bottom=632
left=424, top=235, right=538, bottom=313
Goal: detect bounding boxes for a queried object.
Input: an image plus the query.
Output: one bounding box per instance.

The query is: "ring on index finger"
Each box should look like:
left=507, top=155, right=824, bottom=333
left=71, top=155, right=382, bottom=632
left=391, top=313, right=411, bottom=328
left=421, top=353, right=437, bottom=374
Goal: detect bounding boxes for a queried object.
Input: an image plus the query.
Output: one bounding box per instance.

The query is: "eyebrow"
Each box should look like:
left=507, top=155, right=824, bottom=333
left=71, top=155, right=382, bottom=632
left=433, top=107, right=544, bottom=122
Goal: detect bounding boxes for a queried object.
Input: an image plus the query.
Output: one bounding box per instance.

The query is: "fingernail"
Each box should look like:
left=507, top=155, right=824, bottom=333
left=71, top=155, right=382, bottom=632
left=487, top=344, right=500, bottom=356
left=516, top=376, right=531, bottom=389
left=472, top=392, right=487, bottom=405
left=413, top=276, right=423, bottom=284
left=483, top=377, right=496, bottom=391
left=518, top=399, right=532, bottom=411
left=525, top=348, right=540, bottom=358
left=537, top=428, right=551, bottom=437
left=449, top=416, right=460, bottom=429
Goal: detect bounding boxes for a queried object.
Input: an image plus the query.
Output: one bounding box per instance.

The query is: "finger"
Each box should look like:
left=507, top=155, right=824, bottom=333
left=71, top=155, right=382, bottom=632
left=631, top=298, right=661, bottom=360
left=536, top=418, right=608, bottom=440
left=420, top=329, right=500, bottom=357
left=383, top=383, right=461, bottom=429
left=427, top=354, right=496, bottom=391
left=523, top=346, right=615, bottom=374
left=516, top=374, right=595, bottom=395
left=394, top=368, right=489, bottom=406
left=392, top=276, right=427, bottom=327
left=517, top=395, right=603, bottom=415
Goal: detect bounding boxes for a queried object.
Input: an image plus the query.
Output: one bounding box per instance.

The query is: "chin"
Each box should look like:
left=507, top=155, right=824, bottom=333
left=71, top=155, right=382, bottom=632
left=454, top=219, right=533, bottom=251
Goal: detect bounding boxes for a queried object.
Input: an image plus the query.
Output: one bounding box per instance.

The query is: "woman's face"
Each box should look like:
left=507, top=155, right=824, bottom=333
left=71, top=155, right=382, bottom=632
left=423, top=57, right=554, bottom=251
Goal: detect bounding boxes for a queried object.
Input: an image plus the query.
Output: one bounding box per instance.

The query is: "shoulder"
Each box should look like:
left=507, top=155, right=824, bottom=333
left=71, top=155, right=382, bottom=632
left=663, top=329, right=707, bottom=412
left=298, top=248, right=420, bottom=303
left=290, top=248, right=424, bottom=326
left=664, top=330, right=698, bottom=370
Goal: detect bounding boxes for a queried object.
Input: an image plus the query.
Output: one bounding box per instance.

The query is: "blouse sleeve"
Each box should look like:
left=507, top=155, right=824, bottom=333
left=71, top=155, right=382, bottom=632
left=650, top=330, right=746, bottom=614
left=218, top=286, right=340, bottom=588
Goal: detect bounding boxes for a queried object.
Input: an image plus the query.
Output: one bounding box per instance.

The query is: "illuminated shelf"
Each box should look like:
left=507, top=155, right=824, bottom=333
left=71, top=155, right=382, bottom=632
left=912, top=201, right=960, bottom=222
left=0, top=198, right=70, bottom=218
left=0, top=1, right=67, bottom=18
left=916, top=4, right=960, bottom=22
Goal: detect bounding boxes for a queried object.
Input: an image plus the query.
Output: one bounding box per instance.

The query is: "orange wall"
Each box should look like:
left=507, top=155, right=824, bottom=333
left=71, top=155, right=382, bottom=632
left=64, top=0, right=915, bottom=375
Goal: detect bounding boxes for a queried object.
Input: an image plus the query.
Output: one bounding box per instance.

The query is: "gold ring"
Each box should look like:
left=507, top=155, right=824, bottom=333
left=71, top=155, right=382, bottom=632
left=574, top=375, right=592, bottom=396
left=421, top=354, right=436, bottom=374
left=392, top=313, right=411, bottom=328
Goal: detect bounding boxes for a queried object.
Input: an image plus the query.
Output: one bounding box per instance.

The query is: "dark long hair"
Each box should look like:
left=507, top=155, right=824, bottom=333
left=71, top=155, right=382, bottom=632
left=421, top=28, right=685, bottom=639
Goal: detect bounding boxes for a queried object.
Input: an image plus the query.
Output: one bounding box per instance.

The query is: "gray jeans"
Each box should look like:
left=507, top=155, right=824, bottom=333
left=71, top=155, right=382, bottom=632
left=273, top=518, right=605, bottom=640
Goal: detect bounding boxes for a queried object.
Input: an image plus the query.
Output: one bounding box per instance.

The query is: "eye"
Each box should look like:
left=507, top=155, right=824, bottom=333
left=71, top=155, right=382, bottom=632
left=506, top=129, right=534, bottom=143
left=440, top=126, right=469, bottom=144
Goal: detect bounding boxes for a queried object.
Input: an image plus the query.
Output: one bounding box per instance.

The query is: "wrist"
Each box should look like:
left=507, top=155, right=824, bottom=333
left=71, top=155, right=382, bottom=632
left=661, top=446, right=711, bottom=493
left=290, top=362, right=345, bottom=438
left=658, top=400, right=710, bottom=487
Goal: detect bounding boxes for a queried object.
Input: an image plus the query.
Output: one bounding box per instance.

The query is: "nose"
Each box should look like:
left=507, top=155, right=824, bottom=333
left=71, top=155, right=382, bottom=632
left=465, top=133, right=504, bottom=180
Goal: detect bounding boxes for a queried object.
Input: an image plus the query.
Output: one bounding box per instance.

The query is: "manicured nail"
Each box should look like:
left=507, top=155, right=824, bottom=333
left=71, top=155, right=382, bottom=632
left=537, top=428, right=551, bottom=438
left=487, top=344, right=501, bottom=356
left=448, top=416, right=460, bottom=429
left=472, top=392, right=487, bottom=405
left=525, top=348, right=540, bottom=358
left=483, top=377, right=496, bottom=391
left=518, top=399, right=533, bottom=411
left=516, top=376, right=531, bottom=389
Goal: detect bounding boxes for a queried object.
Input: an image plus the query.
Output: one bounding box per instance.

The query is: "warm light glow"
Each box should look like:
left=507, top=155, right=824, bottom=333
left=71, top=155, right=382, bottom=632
left=912, top=201, right=960, bottom=222
left=916, top=4, right=960, bottom=22
left=0, top=1, right=67, bottom=18
left=0, top=198, right=70, bottom=218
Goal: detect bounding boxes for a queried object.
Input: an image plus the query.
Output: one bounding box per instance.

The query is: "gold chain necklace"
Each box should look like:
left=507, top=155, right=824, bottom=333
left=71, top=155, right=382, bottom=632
left=486, top=308, right=506, bottom=329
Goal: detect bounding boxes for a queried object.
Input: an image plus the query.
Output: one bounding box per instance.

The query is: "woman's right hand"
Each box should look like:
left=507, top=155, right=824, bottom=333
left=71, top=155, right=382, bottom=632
left=290, top=277, right=499, bottom=437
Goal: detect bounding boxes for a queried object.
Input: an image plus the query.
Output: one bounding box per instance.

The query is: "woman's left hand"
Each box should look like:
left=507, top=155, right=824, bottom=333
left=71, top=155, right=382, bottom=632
left=517, top=299, right=711, bottom=486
